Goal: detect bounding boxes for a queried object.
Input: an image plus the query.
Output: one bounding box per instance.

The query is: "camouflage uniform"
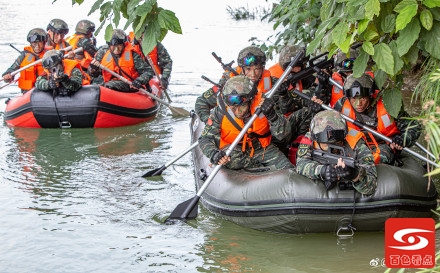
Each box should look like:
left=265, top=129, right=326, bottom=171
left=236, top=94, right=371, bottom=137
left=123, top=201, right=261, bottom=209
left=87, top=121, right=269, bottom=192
left=35, top=65, right=83, bottom=94
left=296, top=131, right=377, bottom=195
left=195, top=86, right=221, bottom=123
left=88, top=44, right=154, bottom=92
left=155, top=42, right=173, bottom=86
left=199, top=105, right=293, bottom=170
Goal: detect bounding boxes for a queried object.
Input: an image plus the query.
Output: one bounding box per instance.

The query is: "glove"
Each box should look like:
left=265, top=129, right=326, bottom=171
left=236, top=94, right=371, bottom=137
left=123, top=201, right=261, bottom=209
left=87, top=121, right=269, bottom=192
left=131, top=78, right=143, bottom=89
left=48, top=79, right=57, bottom=90
left=336, top=165, right=359, bottom=181
left=211, top=150, right=227, bottom=165
left=78, top=38, right=97, bottom=56
left=260, top=98, right=277, bottom=122
left=320, top=164, right=338, bottom=190
left=160, top=78, right=169, bottom=89
left=316, top=70, right=329, bottom=86
left=308, top=99, right=321, bottom=114
left=392, top=134, right=405, bottom=147
left=55, top=73, right=69, bottom=83
left=278, top=80, right=290, bottom=96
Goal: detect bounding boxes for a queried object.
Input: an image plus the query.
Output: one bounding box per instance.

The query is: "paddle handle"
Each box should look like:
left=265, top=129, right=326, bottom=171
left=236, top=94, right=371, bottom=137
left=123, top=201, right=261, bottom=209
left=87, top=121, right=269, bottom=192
left=294, top=89, right=439, bottom=168
left=145, top=55, right=173, bottom=102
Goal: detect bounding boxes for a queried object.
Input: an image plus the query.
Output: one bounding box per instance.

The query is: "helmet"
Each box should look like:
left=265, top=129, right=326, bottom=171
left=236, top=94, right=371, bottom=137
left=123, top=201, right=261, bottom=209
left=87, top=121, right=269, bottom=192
left=344, top=74, right=374, bottom=98
left=27, top=28, right=47, bottom=43
left=42, top=49, right=63, bottom=69
left=310, top=110, right=347, bottom=143
left=47, top=19, right=69, bottom=35
left=107, top=29, right=127, bottom=45
left=278, top=45, right=307, bottom=70
left=335, top=50, right=356, bottom=72
left=237, top=46, right=266, bottom=67
left=222, top=75, right=257, bottom=106
left=75, top=19, right=95, bottom=35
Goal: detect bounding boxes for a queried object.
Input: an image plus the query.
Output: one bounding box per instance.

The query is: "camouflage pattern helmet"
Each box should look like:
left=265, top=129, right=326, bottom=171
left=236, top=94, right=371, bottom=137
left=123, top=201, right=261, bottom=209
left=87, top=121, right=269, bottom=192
left=334, top=50, right=355, bottom=72
left=27, top=28, right=47, bottom=43
left=278, top=45, right=307, bottom=70
left=237, top=46, right=266, bottom=67
left=222, top=75, right=257, bottom=106
left=107, top=29, right=127, bottom=45
left=47, top=18, right=69, bottom=35
left=310, top=110, right=347, bottom=143
left=75, top=19, right=95, bottom=35
left=344, top=74, right=374, bottom=98
left=42, top=49, right=63, bottom=69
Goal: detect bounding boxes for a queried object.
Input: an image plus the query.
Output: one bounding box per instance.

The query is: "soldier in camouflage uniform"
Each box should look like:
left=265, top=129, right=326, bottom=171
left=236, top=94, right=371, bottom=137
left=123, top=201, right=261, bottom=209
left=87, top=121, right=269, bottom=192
left=46, top=19, right=71, bottom=51
left=88, top=29, right=154, bottom=92
left=65, top=19, right=98, bottom=71
left=35, top=49, right=83, bottom=95
left=296, top=110, right=377, bottom=195
left=199, top=75, right=293, bottom=170
left=333, top=74, right=422, bottom=164
left=195, top=46, right=274, bottom=123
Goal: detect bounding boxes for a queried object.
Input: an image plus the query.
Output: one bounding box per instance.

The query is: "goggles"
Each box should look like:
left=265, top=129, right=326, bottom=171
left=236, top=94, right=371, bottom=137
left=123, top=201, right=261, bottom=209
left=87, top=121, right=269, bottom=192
left=312, top=128, right=346, bottom=143
left=345, top=82, right=371, bottom=98
left=43, top=55, right=62, bottom=69
left=28, top=34, right=46, bottom=43
left=225, top=94, right=250, bottom=106
left=241, top=54, right=264, bottom=66
left=108, top=37, right=125, bottom=46
left=55, top=29, right=69, bottom=35
left=339, top=58, right=355, bottom=70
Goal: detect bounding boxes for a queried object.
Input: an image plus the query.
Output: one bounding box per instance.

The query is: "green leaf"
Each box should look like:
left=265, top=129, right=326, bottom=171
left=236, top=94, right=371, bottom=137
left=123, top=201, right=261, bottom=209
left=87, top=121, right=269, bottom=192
left=363, top=29, right=379, bottom=41
left=331, top=22, right=349, bottom=46
left=374, top=69, right=388, bottom=90
left=142, top=20, right=160, bottom=55
left=389, top=41, right=404, bottom=74
left=420, top=9, right=434, bottom=30
left=373, top=43, right=395, bottom=75
left=88, top=0, right=104, bottom=16
left=403, top=45, right=419, bottom=65
left=396, top=17, right=421, bottom=56
left=382, top=88, right=402, bottom=118
left=423, top=0, right=440, bottom=8
left=395, top=1, right=418, bottom=31
left=394, top=0, right=417, bottom=13
left=104, top=24, right=114, bottom=43
left=420, top=20, right=440, bottom=59
left=362, top=41, right=375, bottom=55
left=358, top=19, right=370, bottom=34
left=158, top=9, right=182, bottom=34
left=381, top=14, right=396, bottom=33
left=365, top=0, right=381, bottom=19
left=352, top=51, right=369, bottom=78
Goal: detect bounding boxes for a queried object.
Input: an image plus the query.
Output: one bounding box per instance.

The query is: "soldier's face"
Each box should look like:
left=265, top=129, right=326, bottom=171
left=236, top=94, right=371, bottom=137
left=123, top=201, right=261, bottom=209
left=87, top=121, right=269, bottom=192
left=31, top=41, right=45, bottom=54
left=349, top=95, right=370, bottom=113
left=230, top=103, right=250, bottom=119
left=110, top=44, right=124, bottom=56
left=243, top=64, right=263, bottom=83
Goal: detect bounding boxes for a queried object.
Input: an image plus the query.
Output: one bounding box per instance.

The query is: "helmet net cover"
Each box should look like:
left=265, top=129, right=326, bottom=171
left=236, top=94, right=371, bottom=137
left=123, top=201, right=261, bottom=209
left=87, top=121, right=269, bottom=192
left=278, top=45, right=307, bottom=70
left=42, top=49, right=63, bottom=70
left=47, top=19, right=69, bottom=35
left=310, top=110, right=347, bottom=143
left=75, top=19, right=96, bottom=35
left=344, top=74, right=374, bottom=98
left=107, top=29, right=127, bottom=45
left=27, top=28, right=47, bottom=43
left=222, top=75, right=257, bottom=106
left=237, top=46, right=266, bottom=67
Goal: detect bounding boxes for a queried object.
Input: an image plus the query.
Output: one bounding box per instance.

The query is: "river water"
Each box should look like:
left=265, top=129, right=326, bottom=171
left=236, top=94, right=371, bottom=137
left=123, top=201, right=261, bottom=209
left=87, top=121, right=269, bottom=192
left=0, top=1, right=427, bottom=272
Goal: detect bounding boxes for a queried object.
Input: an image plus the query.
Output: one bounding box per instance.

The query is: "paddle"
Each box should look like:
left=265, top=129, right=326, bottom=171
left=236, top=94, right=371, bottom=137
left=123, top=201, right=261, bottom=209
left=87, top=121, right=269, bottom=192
left=1, top=46, right=75, bottom=83
left=145, top=55, right=173, bottom=103
left=294, top=82, right=439, bottom=168
left=166, top=50, right=305, bottom=221
left=142, top=141, right=199, bottom=177
left=97, top=64, right=190, bottom=117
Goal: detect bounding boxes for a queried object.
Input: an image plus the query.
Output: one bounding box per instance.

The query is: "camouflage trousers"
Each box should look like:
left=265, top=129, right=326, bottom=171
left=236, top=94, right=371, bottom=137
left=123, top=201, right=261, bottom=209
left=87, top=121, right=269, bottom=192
left=223, top=143, right=293, bottom=170
left=371, top=143, right=395, bottom=164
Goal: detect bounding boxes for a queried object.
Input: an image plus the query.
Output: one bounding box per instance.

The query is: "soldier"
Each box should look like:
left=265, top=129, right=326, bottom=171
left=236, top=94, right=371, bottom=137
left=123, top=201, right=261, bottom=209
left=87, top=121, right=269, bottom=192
left=129, top=31, right=173, bottom=90
left=89, top=29, right=154, bottom=92
left=35, top=49, right=83, bottom=95
left=46, top=19, right=71, bottom=50
left=65, top=19, right=98, bottom=71
left=296, top=110, right=377, bottom=195
left=199, top=75, right=292, bottom=170
left=2, top=28, right=49, bottom=93
left=333, top=74, right=422, bottom=164
left=195, top=46, right=273, bottom=123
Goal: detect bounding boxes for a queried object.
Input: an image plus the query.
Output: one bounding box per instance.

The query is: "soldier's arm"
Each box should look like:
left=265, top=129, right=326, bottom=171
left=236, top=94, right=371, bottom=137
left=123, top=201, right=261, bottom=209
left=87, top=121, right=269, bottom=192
left=395, top=107, right=422, bottom=148
left=198, top=107, right=223, bottom=161
left=2, top=53, right=26, bottom=77
left=268, top=111, right=291, bottom=142
left=195, top=87, right=219, bottom=123
left=61, top=67, right=83, bottom=92
left=296, top=134, right=325, bottom=180
left=35, top=73, right=50, bottom=91
left=156, top=42, right=172, bottom=81
left=352, top=140, right=378, bottom=195
left=133, top=52, right=154, bottom=84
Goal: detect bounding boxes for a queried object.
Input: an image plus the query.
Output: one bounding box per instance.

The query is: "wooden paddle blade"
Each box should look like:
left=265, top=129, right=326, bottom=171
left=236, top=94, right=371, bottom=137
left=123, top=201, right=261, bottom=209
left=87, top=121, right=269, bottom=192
left=142, top=165, right=166, bottom=177
left=169, top=106, right=190, bottom=117
left=167, top=196, right=199, bottom=221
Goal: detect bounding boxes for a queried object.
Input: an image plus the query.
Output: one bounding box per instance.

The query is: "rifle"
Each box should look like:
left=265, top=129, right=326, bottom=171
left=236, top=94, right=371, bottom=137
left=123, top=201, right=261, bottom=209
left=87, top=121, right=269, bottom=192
left=212, top=52, right=239, bottom=75
left=284, top=53, right=334, bottom=85
left=201, top=75, right=222, bottom=88
left=311, top=144, right=358, bottom=168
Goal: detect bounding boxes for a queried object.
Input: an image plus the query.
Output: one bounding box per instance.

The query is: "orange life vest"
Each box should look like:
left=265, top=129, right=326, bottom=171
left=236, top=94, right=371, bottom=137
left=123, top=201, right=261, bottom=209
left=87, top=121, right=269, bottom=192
left=18, top=46, right=47, bottom=91
left=100, top=44, right=140, bottom=82
left=65, top=34, right=93, bottom=69
left=219, top=91, right=271, bottom=157
left=268, top=63, right=284, bottom=78
left=128, top=32, right=161, bottom=74
left=227, top=67, right=272, bottom=93
left=330, top=72, right=344, bottom=108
